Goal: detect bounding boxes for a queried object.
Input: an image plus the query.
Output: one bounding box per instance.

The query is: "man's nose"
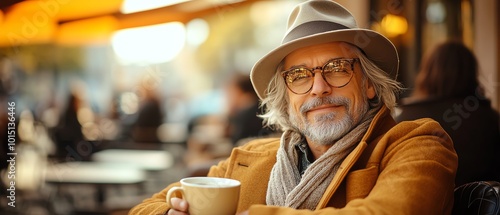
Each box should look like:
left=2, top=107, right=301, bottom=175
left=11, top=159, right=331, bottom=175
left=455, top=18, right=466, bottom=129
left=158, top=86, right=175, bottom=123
left=309, top=72, right=332, bottom=96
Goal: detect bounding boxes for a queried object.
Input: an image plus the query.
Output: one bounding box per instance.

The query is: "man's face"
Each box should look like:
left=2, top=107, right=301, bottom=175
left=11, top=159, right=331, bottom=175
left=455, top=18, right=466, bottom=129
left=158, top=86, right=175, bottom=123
left=283, top=42, right=376, bottom=145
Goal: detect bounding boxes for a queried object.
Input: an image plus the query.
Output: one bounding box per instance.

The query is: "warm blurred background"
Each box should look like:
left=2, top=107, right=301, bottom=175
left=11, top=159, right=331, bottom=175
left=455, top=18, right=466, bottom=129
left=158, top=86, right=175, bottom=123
left=0, top=0, right=498, bottom=214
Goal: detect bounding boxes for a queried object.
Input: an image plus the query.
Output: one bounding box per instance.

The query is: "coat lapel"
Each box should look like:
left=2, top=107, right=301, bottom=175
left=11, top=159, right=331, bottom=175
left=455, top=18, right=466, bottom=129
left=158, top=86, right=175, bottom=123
left=316, top=141, right=368, bottom=209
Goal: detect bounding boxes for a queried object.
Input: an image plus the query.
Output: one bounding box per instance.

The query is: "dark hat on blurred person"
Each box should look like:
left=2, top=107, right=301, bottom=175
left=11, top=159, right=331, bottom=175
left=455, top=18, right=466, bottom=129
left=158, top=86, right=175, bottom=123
left=250, top=0, right=399, bottom=99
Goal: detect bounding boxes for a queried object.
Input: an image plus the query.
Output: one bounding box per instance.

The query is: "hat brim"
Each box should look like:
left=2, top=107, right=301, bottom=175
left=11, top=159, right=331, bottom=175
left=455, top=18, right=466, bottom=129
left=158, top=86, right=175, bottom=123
left=250, top=29, right=399, bottom=100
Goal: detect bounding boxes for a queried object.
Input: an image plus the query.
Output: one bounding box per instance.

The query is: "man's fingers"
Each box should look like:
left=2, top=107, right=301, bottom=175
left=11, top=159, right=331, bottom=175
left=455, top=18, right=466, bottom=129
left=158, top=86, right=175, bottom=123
left=167, top=208, right=188, bottom=215
left=169, top=197, right=189, bottom=214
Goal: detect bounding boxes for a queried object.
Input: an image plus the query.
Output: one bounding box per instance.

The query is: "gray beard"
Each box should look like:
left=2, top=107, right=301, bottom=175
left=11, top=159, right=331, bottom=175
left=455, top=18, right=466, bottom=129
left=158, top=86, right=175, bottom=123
left=289, top=96, right=369, bottom=145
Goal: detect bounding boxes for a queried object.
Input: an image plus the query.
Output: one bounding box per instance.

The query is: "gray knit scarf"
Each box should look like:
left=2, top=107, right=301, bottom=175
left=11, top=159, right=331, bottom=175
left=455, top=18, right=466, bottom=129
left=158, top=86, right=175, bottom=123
left=266, top=108, right=378, bottom=210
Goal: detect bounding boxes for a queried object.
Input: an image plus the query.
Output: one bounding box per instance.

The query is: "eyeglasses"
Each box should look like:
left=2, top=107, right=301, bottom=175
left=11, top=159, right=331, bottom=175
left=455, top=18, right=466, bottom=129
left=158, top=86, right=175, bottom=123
left=281, top=58, right=358, bottom=94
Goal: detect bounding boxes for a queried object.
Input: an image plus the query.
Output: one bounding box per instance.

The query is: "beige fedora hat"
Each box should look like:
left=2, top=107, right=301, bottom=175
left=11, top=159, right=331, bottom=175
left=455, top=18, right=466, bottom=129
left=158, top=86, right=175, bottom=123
left=250, top=0, right=399, bottom=99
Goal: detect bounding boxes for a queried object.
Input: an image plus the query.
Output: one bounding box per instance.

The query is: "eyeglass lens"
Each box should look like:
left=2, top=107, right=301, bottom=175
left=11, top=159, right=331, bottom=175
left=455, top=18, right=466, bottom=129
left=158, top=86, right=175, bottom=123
left=283, top=58, right=357, bottom=94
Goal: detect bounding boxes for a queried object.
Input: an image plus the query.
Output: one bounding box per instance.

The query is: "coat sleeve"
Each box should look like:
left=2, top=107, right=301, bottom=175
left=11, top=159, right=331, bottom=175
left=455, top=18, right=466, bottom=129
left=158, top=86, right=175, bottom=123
left=127, top=140, right=274, bottom=215
left=247, top=119, right=458, bottom=215
left=127, top=181, right=181, bottom=215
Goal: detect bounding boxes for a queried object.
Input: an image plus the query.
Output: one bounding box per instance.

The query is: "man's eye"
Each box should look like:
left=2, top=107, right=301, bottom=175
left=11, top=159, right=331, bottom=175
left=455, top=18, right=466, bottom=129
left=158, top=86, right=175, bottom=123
left=287, top=69, right=310, bottom=83
left=325, top=67, right=346, bottom=73
left=324, top=61, right=349, bottom=74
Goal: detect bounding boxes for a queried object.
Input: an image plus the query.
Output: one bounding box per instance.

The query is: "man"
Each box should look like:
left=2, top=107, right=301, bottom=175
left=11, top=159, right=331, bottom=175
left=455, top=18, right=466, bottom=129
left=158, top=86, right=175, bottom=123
left=129, top=0, right=458, bottom=214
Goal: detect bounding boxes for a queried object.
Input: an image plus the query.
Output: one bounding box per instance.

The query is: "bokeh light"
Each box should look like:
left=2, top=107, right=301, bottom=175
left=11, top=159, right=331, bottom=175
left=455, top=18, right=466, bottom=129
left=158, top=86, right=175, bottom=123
left=426, top=2, right=446, bottom=24
left=381, top=14, right=408, bottom=37
left=111, top=22, right=186, bottom=65
left=121, top=0, right=190, bottom=14
left=186, top=18, right=209, bottom=47
left=120, top=92, right=139, bottom=115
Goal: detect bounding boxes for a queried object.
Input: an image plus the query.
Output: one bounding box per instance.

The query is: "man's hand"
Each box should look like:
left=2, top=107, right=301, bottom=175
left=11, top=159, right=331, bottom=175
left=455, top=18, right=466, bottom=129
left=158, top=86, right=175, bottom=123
left=167, top=197, right=189, bottom=215
left=167, top=197, right=246, bottom=215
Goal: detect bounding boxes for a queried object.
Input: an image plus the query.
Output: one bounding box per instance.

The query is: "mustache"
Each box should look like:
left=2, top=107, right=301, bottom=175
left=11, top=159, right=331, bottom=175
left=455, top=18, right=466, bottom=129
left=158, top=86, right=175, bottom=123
left=300, top=96, right=350, bottom=114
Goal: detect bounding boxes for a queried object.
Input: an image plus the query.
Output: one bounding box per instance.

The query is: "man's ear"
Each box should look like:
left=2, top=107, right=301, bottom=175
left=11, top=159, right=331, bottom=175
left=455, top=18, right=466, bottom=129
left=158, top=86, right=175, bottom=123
left=366, top=80, right=376, bottom=99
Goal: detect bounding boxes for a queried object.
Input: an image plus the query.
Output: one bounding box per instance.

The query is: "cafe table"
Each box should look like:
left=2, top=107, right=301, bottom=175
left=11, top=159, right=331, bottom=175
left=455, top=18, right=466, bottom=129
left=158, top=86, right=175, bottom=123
left=44, top=161, right=147, bottom=211
left=90, top=149, right=174, bottom=171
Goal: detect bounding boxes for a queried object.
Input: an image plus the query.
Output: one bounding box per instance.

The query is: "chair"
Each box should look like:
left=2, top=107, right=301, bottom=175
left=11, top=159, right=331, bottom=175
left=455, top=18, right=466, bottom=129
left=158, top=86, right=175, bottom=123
left=453, top=181, right=500, bottom=215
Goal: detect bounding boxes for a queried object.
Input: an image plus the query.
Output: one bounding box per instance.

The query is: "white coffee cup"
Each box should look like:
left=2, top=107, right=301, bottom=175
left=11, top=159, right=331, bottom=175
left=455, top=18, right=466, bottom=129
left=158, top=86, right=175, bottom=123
left=166, top=177, right=241, bottom=215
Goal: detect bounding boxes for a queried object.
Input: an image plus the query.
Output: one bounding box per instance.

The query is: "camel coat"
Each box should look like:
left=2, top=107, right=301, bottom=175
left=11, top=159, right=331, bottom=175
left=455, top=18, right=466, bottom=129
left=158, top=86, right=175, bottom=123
left=129, top=106, right=458, bottom=215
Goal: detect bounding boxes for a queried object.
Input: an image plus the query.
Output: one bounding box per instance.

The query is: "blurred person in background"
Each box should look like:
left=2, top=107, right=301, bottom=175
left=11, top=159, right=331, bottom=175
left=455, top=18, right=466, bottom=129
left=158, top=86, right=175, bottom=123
left=130, top=85, right=164, bottom=143
left=130, top=1, right=457, bottom=214
left=53, top=88, right=86, bottom=161
left=395, top=40, right=500, bottom=187
left=224, top=72, right=276, bottom=145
